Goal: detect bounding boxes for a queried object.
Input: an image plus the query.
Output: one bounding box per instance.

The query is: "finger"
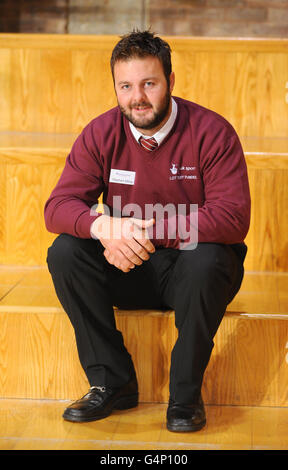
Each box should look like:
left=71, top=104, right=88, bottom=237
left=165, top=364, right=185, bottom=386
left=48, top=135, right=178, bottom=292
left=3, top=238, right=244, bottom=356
left=123, top=218, right=154, bottom=239
left=130, top=220, right=155, bottom=252
left=104, top=247, right=135, bottom=272
left=113, top=239, right=145, bottom=264
left=126, top=238, right=154, bottom=261
left=131, top=218, right=155, bottom=229
left=106, top=239, right=149, bottom=265
left=131, top=229, right=155, bottom=253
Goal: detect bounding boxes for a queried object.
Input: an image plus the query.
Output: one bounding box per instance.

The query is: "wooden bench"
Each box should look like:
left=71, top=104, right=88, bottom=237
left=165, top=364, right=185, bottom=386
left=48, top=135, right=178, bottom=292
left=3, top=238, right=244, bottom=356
left=0, top=34, right=287, bottom=407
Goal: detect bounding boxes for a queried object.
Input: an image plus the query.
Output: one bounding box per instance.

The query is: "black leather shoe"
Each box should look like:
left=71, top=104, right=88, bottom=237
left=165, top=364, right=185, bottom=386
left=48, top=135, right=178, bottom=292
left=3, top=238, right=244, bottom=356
left=166, top=396, right=206, bottom=432
left=63, top=378, right=138, bottom=422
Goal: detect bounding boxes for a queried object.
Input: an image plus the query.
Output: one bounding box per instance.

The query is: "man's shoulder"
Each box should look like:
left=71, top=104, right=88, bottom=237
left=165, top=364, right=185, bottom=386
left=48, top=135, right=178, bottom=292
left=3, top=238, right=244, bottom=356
left=174, top=96, right=236, bottom=135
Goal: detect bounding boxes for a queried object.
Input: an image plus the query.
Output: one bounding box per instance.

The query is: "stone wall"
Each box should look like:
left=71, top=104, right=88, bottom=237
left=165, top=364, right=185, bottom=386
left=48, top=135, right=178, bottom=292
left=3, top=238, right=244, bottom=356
left=0, top=0, right=287, bottom=37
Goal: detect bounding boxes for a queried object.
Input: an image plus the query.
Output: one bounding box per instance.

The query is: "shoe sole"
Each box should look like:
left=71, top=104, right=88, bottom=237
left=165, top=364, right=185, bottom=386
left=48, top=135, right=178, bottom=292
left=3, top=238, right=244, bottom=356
left=166, top=420, right=206, bottom=433
left=62, top=393, right=138, bottom=423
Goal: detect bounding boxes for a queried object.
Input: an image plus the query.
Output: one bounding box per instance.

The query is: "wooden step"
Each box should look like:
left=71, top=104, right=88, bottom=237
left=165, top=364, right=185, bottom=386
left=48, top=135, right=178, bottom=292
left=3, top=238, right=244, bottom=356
left=0, top=266, right=287, bottom=407
left=1, top=398, right=288, bottom=450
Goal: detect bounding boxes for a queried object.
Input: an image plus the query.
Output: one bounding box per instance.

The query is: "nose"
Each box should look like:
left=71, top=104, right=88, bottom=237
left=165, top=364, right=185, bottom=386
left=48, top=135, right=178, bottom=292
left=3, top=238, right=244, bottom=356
left=132, top=85, right=147, bottom=104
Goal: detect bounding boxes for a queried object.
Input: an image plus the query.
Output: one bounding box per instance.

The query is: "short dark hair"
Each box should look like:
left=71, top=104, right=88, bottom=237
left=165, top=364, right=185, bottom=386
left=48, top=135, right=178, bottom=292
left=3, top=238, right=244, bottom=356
left=110, top=29, right=172, bottom=84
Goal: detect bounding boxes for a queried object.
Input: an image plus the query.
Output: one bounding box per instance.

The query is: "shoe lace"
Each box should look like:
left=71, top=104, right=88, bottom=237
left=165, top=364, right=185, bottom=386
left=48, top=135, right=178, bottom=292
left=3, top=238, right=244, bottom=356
left=90, top=386, right=106, bottom=393
left=79, top=385, right=107, bottom=404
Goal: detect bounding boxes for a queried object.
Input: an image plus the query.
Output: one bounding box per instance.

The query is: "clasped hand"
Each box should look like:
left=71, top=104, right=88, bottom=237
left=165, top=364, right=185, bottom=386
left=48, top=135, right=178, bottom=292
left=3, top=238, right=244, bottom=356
left=91, top=215, right=155, bottom=272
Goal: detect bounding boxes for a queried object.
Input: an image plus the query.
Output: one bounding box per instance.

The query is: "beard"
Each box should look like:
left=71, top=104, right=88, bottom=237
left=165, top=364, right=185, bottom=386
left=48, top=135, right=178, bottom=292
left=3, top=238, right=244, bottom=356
left=119, top=90, right=171, bottom=131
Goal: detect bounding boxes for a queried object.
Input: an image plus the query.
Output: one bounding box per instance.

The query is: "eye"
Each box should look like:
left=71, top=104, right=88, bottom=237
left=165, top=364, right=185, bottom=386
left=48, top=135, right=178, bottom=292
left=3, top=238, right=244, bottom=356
left=145, top=81, right=154, bottom=87
left=118, top=83, right=130, bottom=91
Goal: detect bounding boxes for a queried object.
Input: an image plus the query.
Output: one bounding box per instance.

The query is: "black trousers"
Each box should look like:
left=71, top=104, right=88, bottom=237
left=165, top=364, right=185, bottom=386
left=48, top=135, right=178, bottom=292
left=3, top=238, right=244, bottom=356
left=47, top=234, right=246, bottom=403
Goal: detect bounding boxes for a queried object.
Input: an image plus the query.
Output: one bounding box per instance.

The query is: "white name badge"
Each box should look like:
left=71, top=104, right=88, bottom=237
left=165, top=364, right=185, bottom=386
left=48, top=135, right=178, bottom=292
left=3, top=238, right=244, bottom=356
left=109, top=169, right=136, bottom=185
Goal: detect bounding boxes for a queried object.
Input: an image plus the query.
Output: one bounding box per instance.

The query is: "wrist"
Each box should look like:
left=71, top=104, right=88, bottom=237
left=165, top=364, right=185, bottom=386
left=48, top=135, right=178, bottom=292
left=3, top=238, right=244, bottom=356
left=90, top=214, right=110, bottom=239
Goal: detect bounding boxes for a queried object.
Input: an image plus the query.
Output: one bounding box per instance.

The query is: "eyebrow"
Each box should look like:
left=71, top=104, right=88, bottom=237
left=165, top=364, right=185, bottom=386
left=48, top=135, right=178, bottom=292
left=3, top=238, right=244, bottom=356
left=117, top=76, right=159, bottom=85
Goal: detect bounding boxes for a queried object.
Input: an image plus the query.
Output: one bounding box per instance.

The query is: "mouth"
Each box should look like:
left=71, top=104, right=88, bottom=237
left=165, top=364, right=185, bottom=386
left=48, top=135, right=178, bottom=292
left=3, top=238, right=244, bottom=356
left=132, top=104, right=152, bottom=112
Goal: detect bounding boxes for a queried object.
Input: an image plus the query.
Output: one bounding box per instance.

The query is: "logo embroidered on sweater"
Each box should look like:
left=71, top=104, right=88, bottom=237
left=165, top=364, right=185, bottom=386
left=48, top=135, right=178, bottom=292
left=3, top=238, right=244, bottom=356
left=170, top=163, right=178, bottom=175
left=170, top=164, right=197, bottom=181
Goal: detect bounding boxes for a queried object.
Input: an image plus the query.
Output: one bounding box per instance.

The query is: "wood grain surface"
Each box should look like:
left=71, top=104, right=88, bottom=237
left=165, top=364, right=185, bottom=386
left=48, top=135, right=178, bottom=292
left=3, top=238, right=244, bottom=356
left=0, top=35, right=287, bottom=136
left=0, top=268, right=287, bottom=405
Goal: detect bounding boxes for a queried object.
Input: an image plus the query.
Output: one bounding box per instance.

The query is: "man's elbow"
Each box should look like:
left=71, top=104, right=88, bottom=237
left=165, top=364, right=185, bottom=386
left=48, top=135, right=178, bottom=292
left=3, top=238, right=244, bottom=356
left=44, top=201, right=56, bottom=234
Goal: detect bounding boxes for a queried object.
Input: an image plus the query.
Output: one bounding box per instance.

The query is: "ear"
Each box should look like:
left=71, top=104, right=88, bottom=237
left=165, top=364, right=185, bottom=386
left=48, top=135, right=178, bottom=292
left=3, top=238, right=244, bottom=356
left=169, top=72, right=175, bottom=93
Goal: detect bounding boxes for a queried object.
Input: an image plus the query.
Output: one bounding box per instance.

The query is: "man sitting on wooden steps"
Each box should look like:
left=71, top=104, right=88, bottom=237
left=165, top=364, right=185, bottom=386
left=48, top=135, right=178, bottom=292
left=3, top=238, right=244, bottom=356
left=45, top=30, right=250, bottom=433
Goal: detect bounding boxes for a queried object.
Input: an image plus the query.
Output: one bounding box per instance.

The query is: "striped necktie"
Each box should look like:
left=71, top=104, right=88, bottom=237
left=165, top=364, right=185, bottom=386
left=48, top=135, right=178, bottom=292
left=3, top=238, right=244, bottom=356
left=139, top=136, right=158, bottom=151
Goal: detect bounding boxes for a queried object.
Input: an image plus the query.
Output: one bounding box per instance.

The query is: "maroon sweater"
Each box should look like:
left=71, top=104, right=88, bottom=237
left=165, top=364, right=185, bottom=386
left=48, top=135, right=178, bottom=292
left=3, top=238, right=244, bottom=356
left=44, top=97, right=250, bottom=248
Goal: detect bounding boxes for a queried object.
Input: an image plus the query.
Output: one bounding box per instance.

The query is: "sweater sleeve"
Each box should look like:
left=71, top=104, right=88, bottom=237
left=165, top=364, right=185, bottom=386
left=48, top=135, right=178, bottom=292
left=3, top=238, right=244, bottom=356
left=198, top=130, right=250, bottom=244
left=151, top=126, right=251, bottom=249
left=44, top=123, right=104, bottom=238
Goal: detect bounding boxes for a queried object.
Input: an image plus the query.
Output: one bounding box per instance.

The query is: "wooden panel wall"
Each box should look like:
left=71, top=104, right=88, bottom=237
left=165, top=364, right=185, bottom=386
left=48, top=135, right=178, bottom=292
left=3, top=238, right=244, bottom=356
left=245, top=154, right=288, bottom=272
left=0, top=142, right=69, bottom=266
left=0, top=35, right=287, bottom=270
left=0, top=34, right=288, bottom=137
left=1, top=145, right=287, bottom=271
left=0, top=35, right=117, bottom=134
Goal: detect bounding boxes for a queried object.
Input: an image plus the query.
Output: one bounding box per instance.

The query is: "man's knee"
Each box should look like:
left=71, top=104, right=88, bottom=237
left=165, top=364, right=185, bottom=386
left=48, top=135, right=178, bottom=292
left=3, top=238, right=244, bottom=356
left=47, top=233, right=106, bottom=275
left=175, top=243, right=233, bottom=286
left=47, top=234, right=78, bottom=274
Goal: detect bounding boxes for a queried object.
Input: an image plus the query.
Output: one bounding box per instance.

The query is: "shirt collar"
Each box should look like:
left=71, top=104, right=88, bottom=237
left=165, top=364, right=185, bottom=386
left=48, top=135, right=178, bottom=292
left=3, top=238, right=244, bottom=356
left=129, top=97, right=178, bottom=146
